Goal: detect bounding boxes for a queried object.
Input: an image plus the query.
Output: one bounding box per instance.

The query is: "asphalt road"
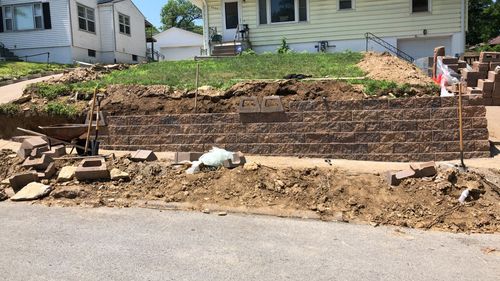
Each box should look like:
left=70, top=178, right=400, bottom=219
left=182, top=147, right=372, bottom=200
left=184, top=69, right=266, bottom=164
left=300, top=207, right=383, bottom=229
left=0, top=203, right=499, bottom=281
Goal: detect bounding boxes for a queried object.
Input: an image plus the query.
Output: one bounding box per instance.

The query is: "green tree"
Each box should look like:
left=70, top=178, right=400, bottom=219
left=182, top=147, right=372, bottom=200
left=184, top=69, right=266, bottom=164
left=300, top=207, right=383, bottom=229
left=160, top=0, right=202, bottom=33
left=467, top=0, right=500, bottom=45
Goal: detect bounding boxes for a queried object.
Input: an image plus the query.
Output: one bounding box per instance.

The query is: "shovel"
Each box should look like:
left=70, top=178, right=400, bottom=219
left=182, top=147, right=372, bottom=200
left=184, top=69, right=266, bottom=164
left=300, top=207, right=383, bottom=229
left=91, top=93, right=105, bottom=156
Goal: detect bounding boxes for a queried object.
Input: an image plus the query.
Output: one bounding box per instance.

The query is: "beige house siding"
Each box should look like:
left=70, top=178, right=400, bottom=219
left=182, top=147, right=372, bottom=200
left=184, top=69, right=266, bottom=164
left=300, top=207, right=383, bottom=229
left=207, top=0, right=463, bottom=47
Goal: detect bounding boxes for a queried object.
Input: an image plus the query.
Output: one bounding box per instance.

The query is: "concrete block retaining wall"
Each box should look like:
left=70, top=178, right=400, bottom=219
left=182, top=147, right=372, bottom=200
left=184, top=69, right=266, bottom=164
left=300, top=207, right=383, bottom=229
left=99, top=96, right=491, bottom=162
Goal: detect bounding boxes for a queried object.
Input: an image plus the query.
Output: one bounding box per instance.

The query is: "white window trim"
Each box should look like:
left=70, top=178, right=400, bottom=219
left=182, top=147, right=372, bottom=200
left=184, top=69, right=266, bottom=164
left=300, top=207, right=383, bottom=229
left=410, top=0, right=432, bottom=14
left=118, top=13, right=131, bottom=36
left=77, top=3, right=96, bottom=34
left=261, top=0, right=309, bottom=25
left=2, top=3, right=44, bottom=32
left=337, top=0, right=355, bottom=11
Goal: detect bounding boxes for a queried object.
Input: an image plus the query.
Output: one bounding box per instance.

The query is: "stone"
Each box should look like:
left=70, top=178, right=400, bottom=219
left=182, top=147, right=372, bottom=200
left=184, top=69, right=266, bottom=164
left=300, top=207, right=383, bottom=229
left=110, top=168, right=130, bottom=181
left=75, top=158, right=110, bottom=181
left=130, top=150, right=157, bottom=162
left=9, top=172, right=39, bottom=193
left=1, top=178, right=10, bottom=186
left=243, top=162, right=259, bottom=171
left=174, top=152, right=203, bottom=163
left=10, top=182, right=52, bottom=201
left=21, top=154, right=54, bottom=171
left=52, top=189, right=79, bottom=199
left=57, top=166, right=77, bottom=182
left=410, top=161, right=437, bottom=178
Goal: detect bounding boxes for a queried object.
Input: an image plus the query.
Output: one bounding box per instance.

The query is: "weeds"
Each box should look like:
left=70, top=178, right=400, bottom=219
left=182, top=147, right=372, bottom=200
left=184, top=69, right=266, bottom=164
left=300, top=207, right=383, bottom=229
left=32, top=83, right=72, bottom=100
left=45, top=102, right=78, bottom=117
left=0, top=103, right=20, bottom=115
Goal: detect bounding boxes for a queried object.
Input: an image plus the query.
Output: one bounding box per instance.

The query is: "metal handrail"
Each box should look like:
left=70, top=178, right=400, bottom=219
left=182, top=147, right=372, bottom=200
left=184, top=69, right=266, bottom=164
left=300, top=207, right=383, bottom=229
left=365, top=32, right=414, bottom=63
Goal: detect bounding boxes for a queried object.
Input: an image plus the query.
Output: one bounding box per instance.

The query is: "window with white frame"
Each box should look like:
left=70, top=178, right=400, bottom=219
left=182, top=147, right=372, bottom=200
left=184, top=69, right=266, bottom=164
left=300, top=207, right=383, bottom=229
left=338, top=0, right=353, bottom=10
left=2, top=3, right=43, bottom=31
left=259, top=0, right=308, bottom=24
left=119, top=13, right=130, bottom=35
left=77, top=4, right=95, bottom=33
left=412, top=0, right=429, bottom=13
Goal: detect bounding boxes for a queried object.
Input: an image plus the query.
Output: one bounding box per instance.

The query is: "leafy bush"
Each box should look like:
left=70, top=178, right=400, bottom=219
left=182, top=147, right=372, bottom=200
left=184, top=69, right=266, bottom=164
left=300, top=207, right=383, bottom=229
left=277, top=38, right=292, bottom=54
left=477, top=44, right=500, bottom=52
left=0, top=103, right=20, bottom=115
left=35, top=83, right=72, bottom=100
left=45, top=102, right=78, bottom=117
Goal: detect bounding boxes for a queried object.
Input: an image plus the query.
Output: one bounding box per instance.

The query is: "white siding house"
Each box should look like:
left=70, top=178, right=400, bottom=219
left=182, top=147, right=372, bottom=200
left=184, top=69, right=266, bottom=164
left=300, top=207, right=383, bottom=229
left=152, top=27, right=203, bottom=61
left=191, top=0, right=467, bottom=59
left=0, top=0, right=148, bottom=64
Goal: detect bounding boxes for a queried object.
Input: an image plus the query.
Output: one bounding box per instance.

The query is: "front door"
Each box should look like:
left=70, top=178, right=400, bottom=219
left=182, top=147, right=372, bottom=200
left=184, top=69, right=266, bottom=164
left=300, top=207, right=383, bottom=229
left=223, top=1, right=240, bottom=42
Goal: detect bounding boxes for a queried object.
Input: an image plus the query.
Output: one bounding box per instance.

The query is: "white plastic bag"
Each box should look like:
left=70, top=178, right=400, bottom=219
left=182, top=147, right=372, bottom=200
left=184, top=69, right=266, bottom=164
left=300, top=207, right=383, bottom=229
left=186, top=161, right=202, bottom=174
left=199, top=147, right=234, bottom=167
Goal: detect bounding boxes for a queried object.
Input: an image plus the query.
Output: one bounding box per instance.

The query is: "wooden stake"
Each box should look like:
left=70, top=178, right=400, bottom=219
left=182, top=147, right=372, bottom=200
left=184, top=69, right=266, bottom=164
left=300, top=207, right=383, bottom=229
left=194, top=62, right=199, bottom=113
left=458, top=82, right=466, bottom=169
left=84, top=86, right=98, bottom=155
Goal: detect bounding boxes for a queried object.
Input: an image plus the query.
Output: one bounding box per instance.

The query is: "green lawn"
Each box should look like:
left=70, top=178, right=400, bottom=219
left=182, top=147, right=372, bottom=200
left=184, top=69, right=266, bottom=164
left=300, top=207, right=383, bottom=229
left=0, top=61, right=66, bottom=80
left=91, top=52, right=365, bottom=90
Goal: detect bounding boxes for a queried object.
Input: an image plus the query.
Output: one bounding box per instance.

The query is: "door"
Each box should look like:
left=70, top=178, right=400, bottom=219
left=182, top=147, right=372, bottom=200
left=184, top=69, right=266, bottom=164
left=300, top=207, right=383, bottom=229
left=223, top=1, right=240, bottom=42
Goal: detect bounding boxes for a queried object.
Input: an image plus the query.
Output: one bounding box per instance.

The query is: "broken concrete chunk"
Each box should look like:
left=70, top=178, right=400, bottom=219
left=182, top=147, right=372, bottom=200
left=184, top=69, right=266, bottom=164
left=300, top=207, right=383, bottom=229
left=9, top=172, right=39, bottom=193
left=10, top=182, right=52, bottom=201
left=75, top=158, right=110, bottom=181
left=130, top=150, right=157, bottom=162
left=223, top=152, right=247, bottom=169
left=21, top=154, right=54, bottom=171
left=410, top=161, right=437, bottom=178
left=57, top=166, right=77, bottom=182
left=110, top=168, right=130, bottom=181
left=174, top=152, right=203, bottom=163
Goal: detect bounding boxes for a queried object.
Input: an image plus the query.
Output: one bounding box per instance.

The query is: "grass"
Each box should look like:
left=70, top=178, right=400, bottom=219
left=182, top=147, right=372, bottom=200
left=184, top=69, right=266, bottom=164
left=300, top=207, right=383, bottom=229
left=0, top=103, right=20, bottom=115
left=44, top=102, right=78, bottom=117
left=0, top=61, right=67, bottom=80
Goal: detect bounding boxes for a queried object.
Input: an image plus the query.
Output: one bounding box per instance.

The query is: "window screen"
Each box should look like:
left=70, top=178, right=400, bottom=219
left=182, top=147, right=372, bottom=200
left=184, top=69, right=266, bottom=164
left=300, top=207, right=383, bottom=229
left=412, top=0, right=429, bottom=13
left=339, top=0, right=352, bottom=10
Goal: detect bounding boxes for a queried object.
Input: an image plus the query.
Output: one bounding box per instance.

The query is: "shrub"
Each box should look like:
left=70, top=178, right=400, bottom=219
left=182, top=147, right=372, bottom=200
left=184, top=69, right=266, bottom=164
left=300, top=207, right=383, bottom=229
left=277, top=38, right=292, bottom=54
left=45, top=102, right=78, bottom=117
left=0, top=103, right=20, bottom=115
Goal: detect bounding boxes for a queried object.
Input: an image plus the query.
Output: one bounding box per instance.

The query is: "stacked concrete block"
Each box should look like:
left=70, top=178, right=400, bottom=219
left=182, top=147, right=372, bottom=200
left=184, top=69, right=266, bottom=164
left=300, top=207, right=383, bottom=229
left=17, top=137, right=48, bottom=159
left=458, top=52, right=500, bottom=105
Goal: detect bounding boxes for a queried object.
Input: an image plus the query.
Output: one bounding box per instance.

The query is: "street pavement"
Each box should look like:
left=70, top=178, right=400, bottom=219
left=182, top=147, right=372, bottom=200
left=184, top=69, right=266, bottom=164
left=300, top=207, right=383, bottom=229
left=0, top=202, right=499, bottom=281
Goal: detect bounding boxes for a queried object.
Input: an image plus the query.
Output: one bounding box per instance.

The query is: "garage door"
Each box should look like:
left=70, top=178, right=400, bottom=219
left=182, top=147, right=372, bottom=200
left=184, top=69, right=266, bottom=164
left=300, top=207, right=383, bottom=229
left=397, top=36, right=452, bottom=60
left=159, top=46, right=201, bottom=61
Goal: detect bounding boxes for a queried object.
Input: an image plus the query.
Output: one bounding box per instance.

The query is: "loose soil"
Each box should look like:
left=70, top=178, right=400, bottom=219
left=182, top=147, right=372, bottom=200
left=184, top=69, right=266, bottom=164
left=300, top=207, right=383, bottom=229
left=358, top=52, right=434, bottom=86
left=1, top=149, right=499, bottom=233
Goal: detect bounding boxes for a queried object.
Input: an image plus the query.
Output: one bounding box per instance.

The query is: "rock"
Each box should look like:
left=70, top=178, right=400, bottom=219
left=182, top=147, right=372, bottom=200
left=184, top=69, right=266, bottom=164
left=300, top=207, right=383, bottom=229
left=10, top=182, right=52, bottom=201
left=110, top=168, right=130, bottom=181
left=52, top=189, right=79, bottom=199
left=0, top=178, right=10, bottom=186
left=57, top=166, right=77, bottom=182
left=217, top=211, right=227, bottom=216
left=243, top=162, right=259, bottom=171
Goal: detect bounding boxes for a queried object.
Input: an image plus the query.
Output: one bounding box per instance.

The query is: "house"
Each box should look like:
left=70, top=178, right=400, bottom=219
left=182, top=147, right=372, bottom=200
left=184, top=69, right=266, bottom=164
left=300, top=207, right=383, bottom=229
left=148, top=27, right=203, bottom=61
left=0, top=0, right=148, bottom=64
left=190, top=0, right=467, bottom=60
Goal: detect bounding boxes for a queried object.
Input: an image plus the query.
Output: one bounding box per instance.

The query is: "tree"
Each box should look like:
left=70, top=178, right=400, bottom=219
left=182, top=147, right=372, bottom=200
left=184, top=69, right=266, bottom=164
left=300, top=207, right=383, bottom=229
left=467, top=0, right=500, bottom=45
left=160, top=0, right=202, bottom=34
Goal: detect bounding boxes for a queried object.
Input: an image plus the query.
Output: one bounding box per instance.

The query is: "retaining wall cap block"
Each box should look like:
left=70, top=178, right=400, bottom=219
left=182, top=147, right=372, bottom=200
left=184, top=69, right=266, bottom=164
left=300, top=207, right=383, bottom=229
left=131, top=150, right=157, bottom=162
left=17, top=147, right=32, bottom=159
left=239, top=97, right=261, bottom=113
left=410, top=161, right=437, bottom=178
left=261, top=96, right=285, bottom=113
left=223, top=152, right=247, bottom=169
left=386, top=172, right=401, bottom=186
left=30, top=146, right=50, bottom=157
left=9, top=172, right=39, bottom=193
left=38, top=162, right=57, bottom=180
left=10, top=182, right=52, bottom=201
left=75, top=158, right=110, bottom=181
left=43, top=145, right=67, bottom=158
left=20, top=137, right=48, bottom=150
left=174, top=152, right=204, bottom=163
left=21, top=154, right=54, bottom=171
left=395, top=169, right=416, bottom=180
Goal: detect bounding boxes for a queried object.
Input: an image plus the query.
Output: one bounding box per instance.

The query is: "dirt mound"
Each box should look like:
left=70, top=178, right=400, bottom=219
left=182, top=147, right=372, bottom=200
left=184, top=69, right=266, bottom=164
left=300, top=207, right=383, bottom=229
left=100, top=80, right=366, bottom=115
left=49, top=64, right=129, bottom=84
left=1, top=149, right=498, bottom=233
left=358, top=52, right=434, bottom=86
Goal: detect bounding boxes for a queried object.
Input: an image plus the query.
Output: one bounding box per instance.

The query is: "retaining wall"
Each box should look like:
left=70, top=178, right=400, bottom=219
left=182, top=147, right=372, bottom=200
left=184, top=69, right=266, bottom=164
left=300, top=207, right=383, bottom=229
left=100, top=96, right=490, bottom=162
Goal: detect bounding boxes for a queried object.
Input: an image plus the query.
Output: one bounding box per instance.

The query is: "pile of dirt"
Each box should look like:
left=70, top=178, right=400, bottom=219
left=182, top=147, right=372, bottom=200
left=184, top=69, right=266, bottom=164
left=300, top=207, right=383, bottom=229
left=1, top=149, right=499, bottom=233
left=49, top=64, right=129, bottom=84
left=358, top=52, right=434, bottom=86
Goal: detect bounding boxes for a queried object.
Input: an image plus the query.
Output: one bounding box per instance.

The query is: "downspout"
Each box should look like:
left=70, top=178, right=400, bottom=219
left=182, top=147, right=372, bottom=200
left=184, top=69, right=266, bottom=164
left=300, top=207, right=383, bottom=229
left=201, top=0, right=210, bottom=56
left=460, top=0, right=466, bottom=54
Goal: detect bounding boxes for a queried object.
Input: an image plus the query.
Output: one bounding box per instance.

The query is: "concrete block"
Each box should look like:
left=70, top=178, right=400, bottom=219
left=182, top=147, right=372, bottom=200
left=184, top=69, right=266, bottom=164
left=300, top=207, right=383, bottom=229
left=490, top=62, right=500, bottom=70
left=21, top=154, right=54, bottom=171
left=38, top=162, right=57, bottom=179
left=239, top=96, right=261, bottom=113
left=488, top=71, right=500, bottom=82
left=466, top=87, right=483, bottom=95
left=472, top=61, right=489, bottom=72
left=261, top=96, right=284, bottom=113
left=30, top=146, right=49, bottom=157
left=9, top=172, right=39, bottom=193
left=174, top=152, right=203, bottom=163
left=17, top=147, right=32, bottom=159
left=462, top=69, right=479, bottom=87
left=20, top=137, right=48, bottom=150
left=42, top=145, right=66, bottom=158
left=479, top=51, right=500, bottom=62
left=440, top=56, right=458, bottom=65
left=223, top=152, right=247, bottom=169
left=75, top=158, right=110, bottom=181
left=131, top=150, right=157, bottom=162
left=477, top=79, right=494, bottom=94
left=10, top=182, right=52, bottom=201
left=493, top=83, right=500, bottom=98
left=386, top=172, right=400, bottom=186
left=457, top=60, right=467, bottom=69
left=396, top=169, right=416, bottom=180
left=410, top=161, right=437, bottom=178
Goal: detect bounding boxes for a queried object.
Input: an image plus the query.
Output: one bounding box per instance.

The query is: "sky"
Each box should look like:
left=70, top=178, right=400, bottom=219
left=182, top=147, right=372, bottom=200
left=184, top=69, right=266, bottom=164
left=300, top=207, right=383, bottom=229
left=132, top=0, right=167, bottom=29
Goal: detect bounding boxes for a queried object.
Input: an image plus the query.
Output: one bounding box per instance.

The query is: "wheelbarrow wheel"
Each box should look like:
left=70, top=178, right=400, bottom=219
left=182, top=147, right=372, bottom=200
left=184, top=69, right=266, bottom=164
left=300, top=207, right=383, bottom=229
left=75, top=139, right=87, bottom=156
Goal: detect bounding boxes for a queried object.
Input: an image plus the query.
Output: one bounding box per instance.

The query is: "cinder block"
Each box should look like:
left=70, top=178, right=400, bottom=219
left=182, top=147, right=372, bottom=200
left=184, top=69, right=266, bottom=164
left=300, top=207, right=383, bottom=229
left=488, top=71, right=500, bottom=82
left=440, top=56, right=458, bottom=65
left=457, top=60, right=467, bottom=69
left=466, top=87, right=483, bottom=95
left=42, top=145, right=66, bottom=158
left=223, top=152, right=247, bottom=169
left=478, top=71, right=488, bottom=80
left=174, top=152, right=203, bottom=163
left=490, top=62, right=500, bottom=70
left=462, top=69, right=479, bottom=87
left=239, top=97, right=261, bottom=113
left=261, top=96, right=284, bottom=113
left=479, top=51, right=500, bottom=62
left=477, top=79, right=494, bottom=94
left=21, top=154, right=54, bottom=171
left=17, top=147, right=32, bottom=159
left=493, top=83, right=500, bottom=98
left=30, top=146, right=49, bottom=157
left=9, top=172, right=39, bottom=193
left=386, top=172, right=400, bottom=186
left=472, top=61, right=489, bottom=72
left=130, top=150, right=157, bottom=162
left=75, top=158, right=110, bottom=181
left=410, top=161, right=437, bottom=178
left=447, top=64, right=459, bottom=73
left=38, top=162, right=57, bottom=179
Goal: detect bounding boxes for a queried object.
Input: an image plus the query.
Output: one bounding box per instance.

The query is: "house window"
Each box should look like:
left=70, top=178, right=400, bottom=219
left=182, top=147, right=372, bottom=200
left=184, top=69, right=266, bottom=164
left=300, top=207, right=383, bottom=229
left=339, top=0, right=353, bottom=10
left=88, top=49, right=96, bottom=57
left=259, top=0, right=308, bottom=24
left=119, top=13, right=130, bottom=35
left=412, top=0, right=429, bottom=13
left=2, top=3, right=43, bottom=31
left=77, top=4, right=95, bottom=33
left=132, top=54, right=138, bottom=61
